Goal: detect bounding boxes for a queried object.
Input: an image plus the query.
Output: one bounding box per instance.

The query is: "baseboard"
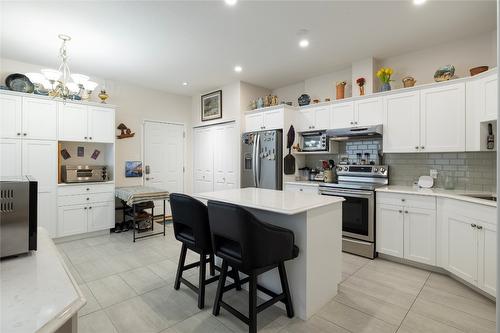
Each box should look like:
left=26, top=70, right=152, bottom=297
left=53, top=229, right=110, bottom=244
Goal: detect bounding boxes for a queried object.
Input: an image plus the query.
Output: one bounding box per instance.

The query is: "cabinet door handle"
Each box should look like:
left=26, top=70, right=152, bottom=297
left=415, top=146, right=419, bottom=150
left=86, top=197, right=90, bottom=201
left=398, top=210, right=403, bottom=213
left=89, top=137, right=93, bottom=140
left=84, top=207, right=87, bottom=210
left=350, top=121, right=354, bottom=125
left=401, top=198, right=406, bottom=202
left=23, top=133, right=27, bottom=136
left=477, top=225, right=483, bottom=230
left=299, top=189, right=303, bottom=191
left=420, top=146, right=425, bottom=150
left=16, top=133, right=21, bottom=136
left=471, top=223, right=477, bottom=228
left=405, top=210, right=409, bottom=214
left=84, top=136, right=88, bottom=139
left=86, top=188, right=90, bottom=191
left=89, top=206, right=92, bottom=210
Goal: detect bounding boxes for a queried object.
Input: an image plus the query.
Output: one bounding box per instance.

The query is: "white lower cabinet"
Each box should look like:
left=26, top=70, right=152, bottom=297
left=57, top=185, right=114, bottom=237
left=438, top=198, right=496, bottom=296
left=376, top=194, right=436, bottom=265
left=376, top=204, right=405, bottom=258
left=403, top=207, right=436, bottom=265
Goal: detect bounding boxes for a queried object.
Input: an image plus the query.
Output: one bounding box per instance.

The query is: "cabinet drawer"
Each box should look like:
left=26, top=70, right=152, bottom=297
left=58, top=192, right=114, bottom=206
left=377, top=192, right=436, bottom=210
left=58, top=183, right=115, bottom=196
left=284, top=184, right=319, bottom=194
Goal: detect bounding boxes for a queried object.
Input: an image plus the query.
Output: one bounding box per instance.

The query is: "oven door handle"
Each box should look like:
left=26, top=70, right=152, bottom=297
left=319, top=188, right=374, bottom=197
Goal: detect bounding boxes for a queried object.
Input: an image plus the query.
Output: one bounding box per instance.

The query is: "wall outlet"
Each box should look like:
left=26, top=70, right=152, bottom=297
left=430, top=169, right=438, bottom=179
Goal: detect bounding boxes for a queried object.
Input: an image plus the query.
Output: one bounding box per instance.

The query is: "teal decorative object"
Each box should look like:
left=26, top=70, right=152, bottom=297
left=434, top=65, right=455, bottom=82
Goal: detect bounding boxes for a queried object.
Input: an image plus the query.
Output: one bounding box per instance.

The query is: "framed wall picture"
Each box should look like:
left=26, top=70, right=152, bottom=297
left=201, top=90, right=222, bottom=121
left=125, top=161, right=143, bottom=177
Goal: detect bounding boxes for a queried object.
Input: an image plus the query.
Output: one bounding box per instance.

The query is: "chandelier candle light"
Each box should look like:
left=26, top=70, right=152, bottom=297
left=25, top=34, right=98, bottom=101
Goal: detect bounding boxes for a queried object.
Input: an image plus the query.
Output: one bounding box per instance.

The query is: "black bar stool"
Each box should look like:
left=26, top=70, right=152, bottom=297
left=170, top=193, right=240, bottom=309
left=207, top=200, right=299, bottom=333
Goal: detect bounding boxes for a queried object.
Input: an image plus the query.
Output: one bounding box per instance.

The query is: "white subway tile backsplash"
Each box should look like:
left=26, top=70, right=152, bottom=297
left=304, top=137, right=496, bottom=192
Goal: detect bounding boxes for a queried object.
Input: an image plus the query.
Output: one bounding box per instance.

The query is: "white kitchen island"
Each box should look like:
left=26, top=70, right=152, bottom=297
left=194, top=187, right=344, bottom=320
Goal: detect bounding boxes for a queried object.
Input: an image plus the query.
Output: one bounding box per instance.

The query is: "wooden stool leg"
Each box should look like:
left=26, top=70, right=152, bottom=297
left=198, top=251, right=206, bottom=309
left=278, top=262, right=294, bottom=318
left=174, top=244, right=187, bottom=290
left=213, top=260, right=228, bottom=316
left=249, top=274, right=257, bottom=333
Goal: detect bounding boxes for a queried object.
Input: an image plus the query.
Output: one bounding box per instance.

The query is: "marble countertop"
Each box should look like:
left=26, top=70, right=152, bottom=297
left=376, top=185, right=497, bottom=207
left=1, top=228, right=86, bottom=333
left=194, top=187, right=344, bottom=215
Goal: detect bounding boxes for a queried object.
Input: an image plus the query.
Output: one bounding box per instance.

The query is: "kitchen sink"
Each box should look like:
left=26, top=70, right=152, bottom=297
left=460, top=194, right=497, bottom=202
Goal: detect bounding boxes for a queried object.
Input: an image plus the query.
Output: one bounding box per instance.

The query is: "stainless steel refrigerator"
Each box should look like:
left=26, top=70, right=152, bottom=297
left=241, top=130, right=283, bottom=190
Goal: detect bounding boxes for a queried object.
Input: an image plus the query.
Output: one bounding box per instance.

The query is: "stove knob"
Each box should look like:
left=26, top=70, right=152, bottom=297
left=380, top=167, right=386, bottom=173
left=373, top=168, right=378, bottom=172
left=343, top=167, right=348, bottom=171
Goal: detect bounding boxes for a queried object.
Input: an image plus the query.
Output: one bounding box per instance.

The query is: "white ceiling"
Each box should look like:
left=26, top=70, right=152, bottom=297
left=1, top=1, right=496, bottom=96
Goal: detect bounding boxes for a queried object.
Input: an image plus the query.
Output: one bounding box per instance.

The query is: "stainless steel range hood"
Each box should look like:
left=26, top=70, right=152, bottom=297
left=326, top=124, right=383, bottom=140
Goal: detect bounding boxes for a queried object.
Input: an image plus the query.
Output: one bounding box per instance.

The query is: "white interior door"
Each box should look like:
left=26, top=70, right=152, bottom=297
left=144, top=121, right=185, bottom=216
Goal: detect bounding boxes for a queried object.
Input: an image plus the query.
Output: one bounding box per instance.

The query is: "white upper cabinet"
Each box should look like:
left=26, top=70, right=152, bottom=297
left=419, top=83, right=465, bottom=152
left=22, top=97, right=58, bottom=140
left=59, top=102, right=115, bottom=143
left=0, top=94, right=22, bottom=139
left=88, top=106, right=115, bottom=143
left=354, top=97, right=383, bottom=127
left=468, top=72, right=498, bottom=122
left=1, top=95, right=57, bottom=140
left=244, top=108, right=284, bottom=132
left=58, top=102, right=88, bottom=141
left=331, top=101, right=354, bottom=129
left=262, top=109, right=284, bottom=130
left=296, top=105, right=331, bottom=132
left=383, top=91, right=420, bottom=153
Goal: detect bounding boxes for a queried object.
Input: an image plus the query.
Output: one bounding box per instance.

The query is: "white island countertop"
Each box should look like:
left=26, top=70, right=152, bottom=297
left=1, top=228, right=86, bottom=333
left=194, top=187, right=343, bottom=215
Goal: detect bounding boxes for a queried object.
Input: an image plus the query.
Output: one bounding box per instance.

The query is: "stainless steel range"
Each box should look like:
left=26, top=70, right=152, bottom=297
left=318, top=165, right=388, bottom=259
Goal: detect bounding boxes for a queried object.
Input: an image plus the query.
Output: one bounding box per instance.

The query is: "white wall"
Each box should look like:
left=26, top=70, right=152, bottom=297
left=239, top=81, right=271, bottom=113
left=191, top=81, right=241, bottom=128
left=0, top=58, right=193, bottom=191
left=273, top=30, right=497, bottom=100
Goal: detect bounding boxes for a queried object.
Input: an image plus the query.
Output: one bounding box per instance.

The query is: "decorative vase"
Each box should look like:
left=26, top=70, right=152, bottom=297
left=336, top=85, right=345, bottom=100
left=359, top=86, right=365, bottom=96
left=98, top=89, right=109, bottom=103
left=381, top=83, right=391, bottom=92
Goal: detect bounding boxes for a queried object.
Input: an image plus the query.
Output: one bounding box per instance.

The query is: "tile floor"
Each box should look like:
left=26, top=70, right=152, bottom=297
left=56, top=225, right=496, bottom=333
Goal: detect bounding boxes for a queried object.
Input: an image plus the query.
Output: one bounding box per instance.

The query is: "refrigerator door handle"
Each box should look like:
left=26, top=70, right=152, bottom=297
left=255, top=133, right=261, bottom=187
left=252, top=134, right=258, bottom=187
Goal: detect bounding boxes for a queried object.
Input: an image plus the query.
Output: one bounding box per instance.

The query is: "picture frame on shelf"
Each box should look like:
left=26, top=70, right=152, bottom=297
left=201, top=90, right=222, bottom=121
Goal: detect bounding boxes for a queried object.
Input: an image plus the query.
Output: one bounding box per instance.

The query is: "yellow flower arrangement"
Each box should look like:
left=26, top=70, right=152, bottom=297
left=376, top=67, right=394, bottom=84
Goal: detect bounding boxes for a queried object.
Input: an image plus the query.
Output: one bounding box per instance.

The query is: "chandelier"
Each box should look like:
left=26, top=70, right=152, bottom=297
left=25, top=34, right=98, bottom=101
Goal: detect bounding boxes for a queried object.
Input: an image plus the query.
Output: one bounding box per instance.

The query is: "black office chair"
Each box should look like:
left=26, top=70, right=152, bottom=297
left=170, top=193, right=240, bottom=309
left=207, top=200, right=299, bottom=333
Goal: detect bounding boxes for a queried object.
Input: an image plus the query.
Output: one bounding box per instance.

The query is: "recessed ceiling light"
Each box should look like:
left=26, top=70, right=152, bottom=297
left=182, top=82, right=188, bottom=86
left=234, top=65, right=242, bottom=73
left=225, top=0, right=237, bottom=6
left=299, top=39, right=309, bottom=48
left=413, top=0, right=426, bottom=5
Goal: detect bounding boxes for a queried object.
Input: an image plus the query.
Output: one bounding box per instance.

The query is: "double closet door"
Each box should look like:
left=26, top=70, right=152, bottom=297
left=193, top=122, right=238, bottom=193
